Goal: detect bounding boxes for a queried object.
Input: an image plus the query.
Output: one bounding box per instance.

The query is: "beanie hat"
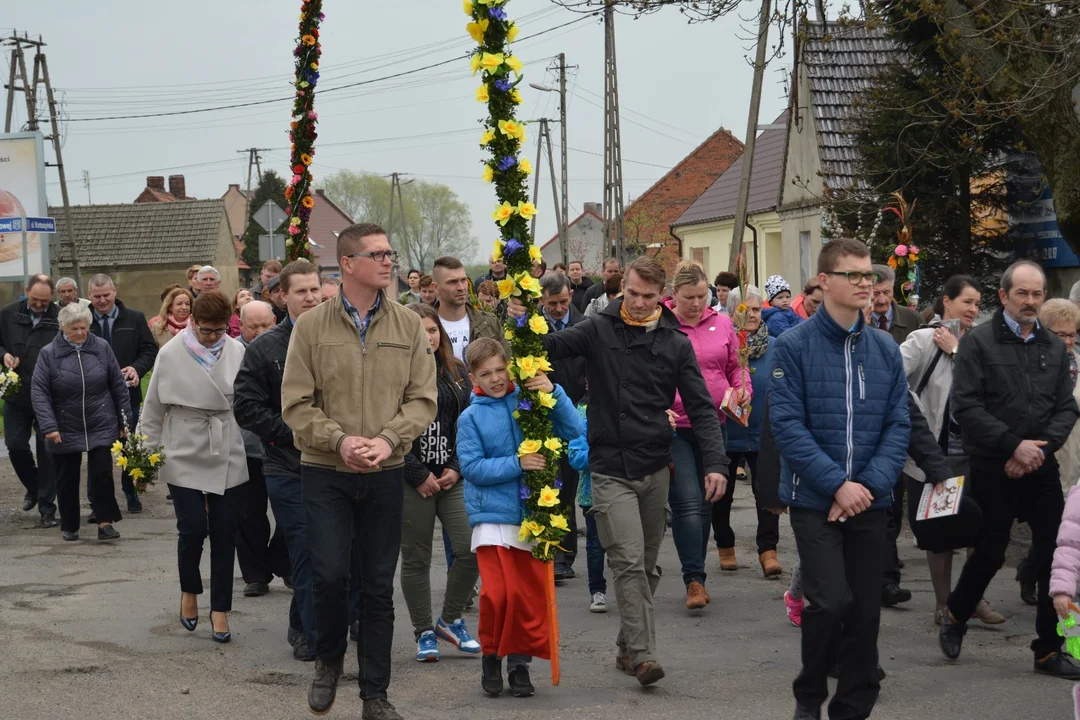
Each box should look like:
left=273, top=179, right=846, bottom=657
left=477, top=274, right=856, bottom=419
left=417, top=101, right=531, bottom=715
left=765, top=275, right=791, bottom=302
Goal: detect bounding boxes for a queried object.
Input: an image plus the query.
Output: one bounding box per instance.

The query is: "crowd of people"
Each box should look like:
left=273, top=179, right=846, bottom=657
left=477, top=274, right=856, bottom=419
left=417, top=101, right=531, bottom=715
left=8, top=230, right=1080, bottom=720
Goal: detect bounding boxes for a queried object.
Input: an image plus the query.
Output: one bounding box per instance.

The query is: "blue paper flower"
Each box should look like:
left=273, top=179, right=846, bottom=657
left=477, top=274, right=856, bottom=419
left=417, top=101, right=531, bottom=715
left=519, top=484, right=531, bottom=499
left=498, top=156, right=517, bottom=171
left=489, top=7, right=507, bottom=20
left=494, top=78, right=512, bottom=92
left=515, top=312, right=528, bottom=328
left=505, top=238, right=523, bottom=256
left=554, top=478, right=563, bottom=489
left=517, top=398, right=532, bottom=411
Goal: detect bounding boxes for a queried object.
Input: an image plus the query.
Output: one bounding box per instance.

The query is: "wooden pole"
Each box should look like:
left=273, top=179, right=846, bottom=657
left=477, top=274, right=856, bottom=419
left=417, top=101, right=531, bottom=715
left=545, top=560, right=560, bottom=685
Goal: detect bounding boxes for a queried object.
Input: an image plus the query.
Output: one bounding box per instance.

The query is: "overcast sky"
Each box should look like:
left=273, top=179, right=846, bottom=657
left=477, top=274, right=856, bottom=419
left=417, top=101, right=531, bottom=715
left=6, top=0, right=790, bottom=264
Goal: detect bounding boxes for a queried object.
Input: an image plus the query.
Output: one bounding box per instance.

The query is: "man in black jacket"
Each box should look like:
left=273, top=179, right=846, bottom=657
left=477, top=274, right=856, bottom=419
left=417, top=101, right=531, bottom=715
left=941, top=260, right=1080, bottom=679
left=235, top=259, right=325, bottom=662
left=567, top=260, right=593, bottom=312
left=512, top=256, right=727, bottom=686
left=580, top=258, right=622, bottom=310
left=539, top=273, right=587, bottom=582
left=0, top=274, right=60, bottom=526
left=87, top=274, right=158, bottom=513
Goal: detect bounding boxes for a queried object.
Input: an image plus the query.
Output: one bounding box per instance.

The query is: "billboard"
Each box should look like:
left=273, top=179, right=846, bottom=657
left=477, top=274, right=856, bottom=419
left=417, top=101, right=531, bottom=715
left=0, top=132, right=49, bottom=281
left=1007, top=152, right=1080, bottom=268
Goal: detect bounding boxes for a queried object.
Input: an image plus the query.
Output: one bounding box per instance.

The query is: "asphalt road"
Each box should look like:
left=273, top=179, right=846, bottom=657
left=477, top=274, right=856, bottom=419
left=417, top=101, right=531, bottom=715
left=0, top=467, right=1072, bottom=719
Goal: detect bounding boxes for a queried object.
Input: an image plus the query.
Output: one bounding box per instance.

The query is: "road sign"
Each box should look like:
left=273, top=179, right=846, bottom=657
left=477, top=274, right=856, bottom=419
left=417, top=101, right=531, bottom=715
left=258, top=234, right=286, bottom=262
left=26, top=217, right=55, bottom=233
left=0, top=217, right=23, bottom=233
left=252, top=201, right=288, bottom=233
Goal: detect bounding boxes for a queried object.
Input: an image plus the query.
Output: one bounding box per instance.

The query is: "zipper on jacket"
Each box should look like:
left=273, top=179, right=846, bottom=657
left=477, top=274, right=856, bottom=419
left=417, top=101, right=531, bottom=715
left=792, top=472, right=799, bottom=500
left=844, top=335, right=855, bottom=481
left=77, top=348, right=89, bottom=450
left=858, top=362, right=866, bottom=401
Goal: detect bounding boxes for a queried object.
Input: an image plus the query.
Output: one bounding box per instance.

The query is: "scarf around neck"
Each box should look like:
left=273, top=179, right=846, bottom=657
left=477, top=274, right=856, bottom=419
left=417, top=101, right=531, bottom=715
left=620, top=302, right=662, bottom=331
left=183, top=323, right=226, bottom=371
left=747, top=324, right=770, bottom=360
left=166, top=314, right=190, bottom=335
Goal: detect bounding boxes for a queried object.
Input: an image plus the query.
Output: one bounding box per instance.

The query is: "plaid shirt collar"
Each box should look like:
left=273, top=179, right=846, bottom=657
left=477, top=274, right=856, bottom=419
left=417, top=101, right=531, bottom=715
left=341, top=291, right=382, bottom=342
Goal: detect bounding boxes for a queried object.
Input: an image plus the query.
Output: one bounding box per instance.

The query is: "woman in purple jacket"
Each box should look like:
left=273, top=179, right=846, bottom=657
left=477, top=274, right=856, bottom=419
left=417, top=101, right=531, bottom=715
left=31, top=303, right=131, bottom=542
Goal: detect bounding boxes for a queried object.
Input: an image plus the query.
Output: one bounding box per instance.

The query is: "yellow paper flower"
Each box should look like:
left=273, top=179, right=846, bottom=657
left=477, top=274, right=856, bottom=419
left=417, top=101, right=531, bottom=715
left=491, top=201, right=514, bottom=226
left=148, top=454, right=161, bottom=467
left=537, top=356, right=553, bottom=372
left=518, top=519, right=544, bottom=542
left=482, top=165, right=494, bottom=183
left=517, top=201, right=537, bottom=220
left=736, top=303, right=748, bottom=314
left=510, top=89, right=523, bottom=104
left=464, top=0, right=473, bottom=14
left=528, top=245, right=542, bottom=263
left=301, top=34, right=316, bottom=46
left=507, top=22, right=519, bottom=42
left=492, top=238, right=504, bottom=260
left=479, top=52, right=505, bottom=74
left=504, top=329, right=514, bottom=341
left=538, top=485, right=560, bottom=507
left=538, top=391, right=556, bottom=409
left=519, top=158, right=533, bottom=175
left=111, top=440, right=123, bottom=454
left=116, top=455, right=128, bottom=468
left=470, top=54, right=482, bottom=76
left=130, top=468, right=144, bottom=481
left=519, top=274, right=541, bottom=297
left=528, top=314, right=549, bottom=335
left=549, top=514, right=569, bottom=531
left=479, top=129, right=495, bottom=146
left=475, top=83, right=490, bottom=103
left=497, top=278, right=516, bottom=299
left=498, top=119, right=522, bottom=139
left=544, top=437, right=563, bottom=454
left=516, top=356, right=539, bottom=379
left=301, top=153, right=313, bottom=166
left=518, top=438, right=543, bottom=456
left=6, top=369, right=17, bottom=380
left=505, top=55, right=524, bottom=74
left=467, top=19, right=489, bottom=43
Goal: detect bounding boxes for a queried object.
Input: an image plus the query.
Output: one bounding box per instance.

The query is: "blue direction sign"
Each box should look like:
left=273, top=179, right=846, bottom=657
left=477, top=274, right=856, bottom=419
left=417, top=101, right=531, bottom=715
left=26, top=217, right=56, bottom=233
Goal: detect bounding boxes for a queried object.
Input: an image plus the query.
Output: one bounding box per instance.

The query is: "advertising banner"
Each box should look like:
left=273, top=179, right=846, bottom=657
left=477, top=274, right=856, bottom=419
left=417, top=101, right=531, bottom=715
left=0, top=132, right=49, bottom=281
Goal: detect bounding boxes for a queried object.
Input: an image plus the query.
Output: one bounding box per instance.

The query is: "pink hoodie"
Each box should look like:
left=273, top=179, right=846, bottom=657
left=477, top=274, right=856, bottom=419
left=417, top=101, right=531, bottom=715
left=665, top=299, right=751, bottom=428
left=1051, top=485, right=1080, bottom=598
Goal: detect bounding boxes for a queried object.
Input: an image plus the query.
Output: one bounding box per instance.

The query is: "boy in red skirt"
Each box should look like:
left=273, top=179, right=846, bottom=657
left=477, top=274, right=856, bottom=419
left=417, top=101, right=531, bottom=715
left=456, top=338, right=584, bottom=697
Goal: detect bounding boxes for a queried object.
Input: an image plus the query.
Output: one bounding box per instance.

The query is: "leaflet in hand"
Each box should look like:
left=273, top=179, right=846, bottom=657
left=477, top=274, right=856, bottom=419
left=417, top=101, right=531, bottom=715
left=916, top=476, right=964, bottom=521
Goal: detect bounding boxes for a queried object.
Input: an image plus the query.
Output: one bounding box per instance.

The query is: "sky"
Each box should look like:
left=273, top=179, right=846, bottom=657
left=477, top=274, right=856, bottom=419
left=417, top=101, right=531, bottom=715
left=6, top=0, right=791, bottom=265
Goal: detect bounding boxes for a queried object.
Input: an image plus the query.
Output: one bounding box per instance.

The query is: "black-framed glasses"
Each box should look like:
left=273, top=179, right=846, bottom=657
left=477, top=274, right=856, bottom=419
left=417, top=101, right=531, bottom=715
left=195, top=323, right=228, bottom=337
left=346, top=250, right=399, bottom=264
left=824, top=271, right=880, bottom=286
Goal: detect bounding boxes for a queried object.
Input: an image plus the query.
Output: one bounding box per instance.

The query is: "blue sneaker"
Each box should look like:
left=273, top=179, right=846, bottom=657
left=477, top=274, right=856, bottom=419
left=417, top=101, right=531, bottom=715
left=416, top=630, right=440, bottom=662
left=435, top=617, right=481, bottom=655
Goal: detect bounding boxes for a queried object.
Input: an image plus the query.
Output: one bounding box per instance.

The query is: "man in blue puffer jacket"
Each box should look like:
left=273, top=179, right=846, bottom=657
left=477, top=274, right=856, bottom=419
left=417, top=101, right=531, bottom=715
left=768, top=238, right=910, bottom=720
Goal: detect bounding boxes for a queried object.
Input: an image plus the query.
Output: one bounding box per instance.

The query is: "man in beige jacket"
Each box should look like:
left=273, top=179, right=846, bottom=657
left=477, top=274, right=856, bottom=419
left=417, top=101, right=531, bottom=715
left=282, top=223, right=437, bottom=720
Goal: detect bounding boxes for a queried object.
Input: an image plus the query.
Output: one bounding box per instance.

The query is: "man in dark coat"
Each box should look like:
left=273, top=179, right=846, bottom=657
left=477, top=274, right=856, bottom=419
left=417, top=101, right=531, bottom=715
left=87, top=274, right=159, bottom=513
left=580, top=258, right=622, bottom=310
left=0, top=274, right=60, bottom=526
left=567, top=260, right=594, bottom=312
left=941, top=260, right=1080, bottom=679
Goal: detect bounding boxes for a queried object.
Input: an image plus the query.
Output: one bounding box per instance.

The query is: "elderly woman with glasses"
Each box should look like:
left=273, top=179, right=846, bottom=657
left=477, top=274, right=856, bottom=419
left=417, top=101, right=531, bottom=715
left=140, top=290, right=249, bottom=643
left=31, top=302, right=132, bottom=542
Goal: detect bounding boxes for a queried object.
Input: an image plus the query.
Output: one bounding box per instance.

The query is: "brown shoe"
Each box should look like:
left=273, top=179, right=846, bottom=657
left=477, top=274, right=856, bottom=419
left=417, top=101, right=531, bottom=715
left=717, top=547, right=738, bottom=571
left=615, top=655, right=635, bottom=675
left=635, top=660, right=666, bottom=686
left=759, top=550, right=783, bottom=578
left=686, top=580, right=708, bottom=609
left=974, top=598, right=1006, bottom=625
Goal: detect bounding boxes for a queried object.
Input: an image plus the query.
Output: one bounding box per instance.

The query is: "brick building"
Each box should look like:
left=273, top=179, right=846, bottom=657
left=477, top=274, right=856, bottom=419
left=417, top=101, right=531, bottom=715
left=134, top=175, right=191, bottom=204
left=623, top=127, right=744, bottom=276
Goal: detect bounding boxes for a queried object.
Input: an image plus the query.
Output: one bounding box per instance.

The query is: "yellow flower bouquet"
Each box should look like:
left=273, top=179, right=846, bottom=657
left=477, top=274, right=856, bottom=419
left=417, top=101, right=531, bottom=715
left=0, top=367, right=21, bottom=400
left=112, top=412, right=166, bottom=495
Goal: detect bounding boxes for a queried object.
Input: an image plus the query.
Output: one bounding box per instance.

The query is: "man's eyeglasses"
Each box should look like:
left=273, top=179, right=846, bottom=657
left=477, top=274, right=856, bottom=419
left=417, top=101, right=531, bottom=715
left=346, top=250, right=399, bottom=264
left=1054, top=330, right=1079, bottom=341
left=195, top=324, right=228, bottom=337
left=824, top=271, right=880, bottom=286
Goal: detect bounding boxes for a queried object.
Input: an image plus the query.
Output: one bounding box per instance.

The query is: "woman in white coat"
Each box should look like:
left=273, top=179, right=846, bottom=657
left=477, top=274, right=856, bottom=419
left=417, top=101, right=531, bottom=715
left=141, top=290, right=248, bottom=643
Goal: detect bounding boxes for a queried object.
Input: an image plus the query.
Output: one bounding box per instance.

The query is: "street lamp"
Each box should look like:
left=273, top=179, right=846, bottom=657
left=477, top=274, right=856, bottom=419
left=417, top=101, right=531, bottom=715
left=530, top=82, right=555, bottom=93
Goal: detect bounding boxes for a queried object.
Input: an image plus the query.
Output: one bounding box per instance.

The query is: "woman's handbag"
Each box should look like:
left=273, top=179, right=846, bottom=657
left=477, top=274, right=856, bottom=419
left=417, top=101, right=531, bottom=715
left=906, top=456, right=983, bottom=553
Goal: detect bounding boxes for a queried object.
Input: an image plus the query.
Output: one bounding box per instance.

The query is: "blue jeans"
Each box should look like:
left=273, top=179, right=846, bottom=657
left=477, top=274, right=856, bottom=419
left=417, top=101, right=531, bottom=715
left=583, top=509, right=607, bottom=596
left=669, top=428, right=711, bottom=586
left=303, top=465, right=403, bottom=701
left=4, top=401, right=56, bottom=516
left=265, top=473, right=318, bottom=652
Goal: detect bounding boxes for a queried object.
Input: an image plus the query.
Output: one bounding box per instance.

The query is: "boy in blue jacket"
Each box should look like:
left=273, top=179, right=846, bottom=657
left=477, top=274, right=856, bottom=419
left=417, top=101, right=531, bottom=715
left=762, top=274, right=804, bottom=337
left=456, top=338, right=583, bottom=700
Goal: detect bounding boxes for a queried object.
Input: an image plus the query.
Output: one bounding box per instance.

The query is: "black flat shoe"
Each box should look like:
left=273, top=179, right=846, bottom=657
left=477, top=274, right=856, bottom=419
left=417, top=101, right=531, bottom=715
left=1035, top=651, right=1080, bottom=679
left=40, top=514, right=58, bottom=529
left=939, top=615, right=967, bottom=660
left=97, top=525, right=120, bottom=541
left=209, top=611, right=231, bottom=643
left=62, top=530, right=79, bottom=542
left=22, top=493, right=36, bottom=512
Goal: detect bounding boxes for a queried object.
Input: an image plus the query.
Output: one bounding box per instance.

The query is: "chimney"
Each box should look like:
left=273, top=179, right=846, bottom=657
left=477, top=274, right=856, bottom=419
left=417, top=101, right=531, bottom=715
left=168, top=175, right=186, bottom=199
left=147, top=176, right=165, bottom=191
left=584, top=202, right=602, bottom=216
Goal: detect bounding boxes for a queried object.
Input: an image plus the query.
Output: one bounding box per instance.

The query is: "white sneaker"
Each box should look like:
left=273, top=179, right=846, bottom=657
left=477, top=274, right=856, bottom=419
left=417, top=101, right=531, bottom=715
left=590, top=592, right=608, bottom=613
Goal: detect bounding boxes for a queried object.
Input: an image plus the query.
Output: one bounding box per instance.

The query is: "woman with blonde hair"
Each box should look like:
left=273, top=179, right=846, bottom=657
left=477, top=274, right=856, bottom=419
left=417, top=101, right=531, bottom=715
left=150, top=287, right=194, bottom=348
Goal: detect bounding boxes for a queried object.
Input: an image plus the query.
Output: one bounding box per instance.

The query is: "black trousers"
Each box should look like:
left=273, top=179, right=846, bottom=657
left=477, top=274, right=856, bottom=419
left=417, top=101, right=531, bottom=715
left=4, top=400, right=56, bottom=516
left=555, top=453, right=579, bottom=567
left=234, top=457, right=290, bottom=584
left=948, top=464, right=1064, bottom=657
left=53, top=447, right=121, bottom=533
left=790, top=508, right=886, bottom=720
left=712, top=451, right=781, bottom=554
left=170, top=483, right=241, bottom=613
left=303, top=465, right=403, bottom=701
left=882, top=480, right=905, bottom=586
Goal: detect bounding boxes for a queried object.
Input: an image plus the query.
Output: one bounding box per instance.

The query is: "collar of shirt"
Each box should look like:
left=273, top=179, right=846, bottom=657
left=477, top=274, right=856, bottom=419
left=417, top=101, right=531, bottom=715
left=871, top=304, right=894, bottom=328
left=341, top=291, right=382, bottom=338
left=95, top=304, right=119, bottom=323
left=1002, top=310, right=1039, bottom=343
left=544, top=308, right=567, bottom=330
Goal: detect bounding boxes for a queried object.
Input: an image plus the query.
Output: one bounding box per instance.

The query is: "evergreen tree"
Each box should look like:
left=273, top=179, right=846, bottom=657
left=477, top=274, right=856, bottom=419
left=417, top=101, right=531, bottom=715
left=239, top=171, right=288, bottom=271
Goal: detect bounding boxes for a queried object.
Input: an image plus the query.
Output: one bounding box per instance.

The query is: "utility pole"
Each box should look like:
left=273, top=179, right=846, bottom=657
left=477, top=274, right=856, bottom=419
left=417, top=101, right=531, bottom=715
left=238, top=147, right=270, bottom=193
left=4, top=32, right=82, bottom=288
left=557, top=53, right=569, bottom=266
left=387, top=173, right=414, bottom=268
left=603, top=2, right=626, bottom=263
left=726, top=0, right=772, bottom=273
left=529, top=119, right=564, bottom=250
left=82, top=170, right=91, bottom=204
left=530, top=119, right=546, bottom=242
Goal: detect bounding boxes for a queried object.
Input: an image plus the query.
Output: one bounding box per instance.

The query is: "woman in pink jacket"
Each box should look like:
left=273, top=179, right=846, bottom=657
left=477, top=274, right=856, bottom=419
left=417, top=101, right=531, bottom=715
left=665, top=262, right=750, bottom=610
left=1051, top=486, right=1080, bottom=618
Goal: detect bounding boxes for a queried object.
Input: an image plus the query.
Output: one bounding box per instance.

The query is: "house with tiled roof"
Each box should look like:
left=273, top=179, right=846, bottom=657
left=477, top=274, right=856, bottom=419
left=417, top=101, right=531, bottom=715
left=134, top=175, right=192, bottom=204
left=539, top=202, right=605, bottom=273
left=777, top=21, right=894, bottom=287
left=50, top=199, right=239, bottom=318
left=672, top=111, right=788, bottom=287
left=308, top=189, right=354, bottom=274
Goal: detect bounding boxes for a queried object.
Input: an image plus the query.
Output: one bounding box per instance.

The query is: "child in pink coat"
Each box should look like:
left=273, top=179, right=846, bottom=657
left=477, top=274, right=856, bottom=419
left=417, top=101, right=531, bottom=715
left=1051, top=485, right=1080, bottom=618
